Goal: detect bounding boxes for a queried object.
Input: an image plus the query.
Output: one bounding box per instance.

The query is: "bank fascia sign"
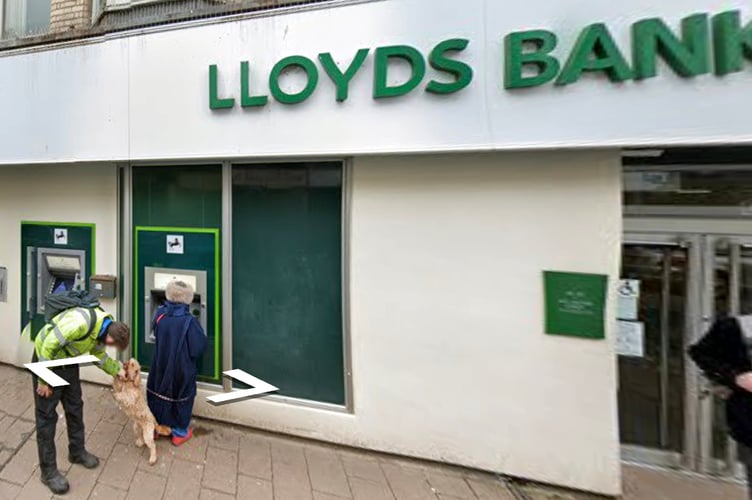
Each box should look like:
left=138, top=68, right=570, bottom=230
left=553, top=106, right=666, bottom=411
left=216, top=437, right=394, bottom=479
left=209, top=9, right=752, bottom=109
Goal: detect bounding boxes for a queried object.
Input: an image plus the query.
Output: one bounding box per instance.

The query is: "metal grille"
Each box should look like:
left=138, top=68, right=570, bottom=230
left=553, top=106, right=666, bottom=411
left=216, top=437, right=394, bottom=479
left=1, top=0, right=344, bottom=50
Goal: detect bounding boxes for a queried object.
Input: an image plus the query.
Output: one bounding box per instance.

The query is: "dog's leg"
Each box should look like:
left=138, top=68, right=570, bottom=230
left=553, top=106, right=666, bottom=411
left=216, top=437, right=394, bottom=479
left=134, top=422, right=145, bottom=448
left=143, top=422, right=157, bottom=465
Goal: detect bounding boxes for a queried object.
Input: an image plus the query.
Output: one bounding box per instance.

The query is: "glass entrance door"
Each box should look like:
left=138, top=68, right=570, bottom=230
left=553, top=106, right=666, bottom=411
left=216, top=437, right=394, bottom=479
left=620, top=233, right=752, bottom=477
left=702, top=237, right=752, bottom=478
left=618, top=236, right=698, bottom=468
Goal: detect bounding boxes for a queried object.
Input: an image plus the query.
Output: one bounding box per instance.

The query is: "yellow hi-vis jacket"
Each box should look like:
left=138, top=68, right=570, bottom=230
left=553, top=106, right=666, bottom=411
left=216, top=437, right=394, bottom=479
left=34, top=307, right=121, bottom=385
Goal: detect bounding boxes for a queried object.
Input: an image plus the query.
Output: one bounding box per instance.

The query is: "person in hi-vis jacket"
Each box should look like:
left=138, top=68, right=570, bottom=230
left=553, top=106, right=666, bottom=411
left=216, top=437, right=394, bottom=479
left=32, top=306, right=130, bottom=495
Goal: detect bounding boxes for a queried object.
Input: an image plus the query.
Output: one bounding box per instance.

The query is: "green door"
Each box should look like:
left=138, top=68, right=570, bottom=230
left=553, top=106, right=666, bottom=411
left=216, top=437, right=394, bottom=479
left=231, top=163, right=345, bottom=405
left=131, top=165, right=222, bottom=383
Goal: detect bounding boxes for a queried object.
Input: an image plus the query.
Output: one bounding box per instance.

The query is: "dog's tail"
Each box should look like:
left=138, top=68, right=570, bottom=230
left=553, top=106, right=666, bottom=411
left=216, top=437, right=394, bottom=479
left=155, top=424, right=172, bottom=436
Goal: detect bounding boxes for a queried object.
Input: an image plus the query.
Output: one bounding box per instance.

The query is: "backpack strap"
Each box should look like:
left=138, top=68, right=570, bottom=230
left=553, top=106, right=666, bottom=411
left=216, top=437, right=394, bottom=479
left=55, top=307, right=100, bottom=357
left=69, top=307, right=100, bottom=340
left=84, top=308, right=99, bottom=338
left=150, top=313, right=167, bottom=341
left=152, top=313, right=192, bottom=342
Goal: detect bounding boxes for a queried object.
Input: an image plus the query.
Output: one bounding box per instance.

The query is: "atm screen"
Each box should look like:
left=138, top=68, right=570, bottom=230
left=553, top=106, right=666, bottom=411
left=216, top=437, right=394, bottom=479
left=50, top=278, right=75, bottom=295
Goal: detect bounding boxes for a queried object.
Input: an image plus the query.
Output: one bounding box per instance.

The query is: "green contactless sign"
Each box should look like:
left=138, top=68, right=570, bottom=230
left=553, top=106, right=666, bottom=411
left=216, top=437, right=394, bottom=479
left=543, top=271, right=607, bottom=340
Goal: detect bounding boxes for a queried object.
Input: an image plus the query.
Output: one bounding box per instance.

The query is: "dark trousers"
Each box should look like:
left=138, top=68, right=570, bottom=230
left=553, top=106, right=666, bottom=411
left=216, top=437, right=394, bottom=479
left=31, top=353, right=86, bottom=476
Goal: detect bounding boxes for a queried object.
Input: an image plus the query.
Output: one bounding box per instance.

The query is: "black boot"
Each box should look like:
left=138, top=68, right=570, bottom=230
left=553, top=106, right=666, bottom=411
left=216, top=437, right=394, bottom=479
left=69, top=450, right=99, bottom=469
left=41, top=469, right=70, bottom=495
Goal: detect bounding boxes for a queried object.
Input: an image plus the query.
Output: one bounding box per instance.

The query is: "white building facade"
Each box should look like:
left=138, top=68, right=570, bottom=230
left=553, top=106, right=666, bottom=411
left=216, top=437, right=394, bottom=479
left=2, top=0, right=752, bottom=495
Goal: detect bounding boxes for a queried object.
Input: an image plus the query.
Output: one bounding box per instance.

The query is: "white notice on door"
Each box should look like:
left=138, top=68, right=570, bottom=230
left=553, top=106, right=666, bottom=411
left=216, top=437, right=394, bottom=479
left=166, top=235, right=184, bottom=254
left=617, top=279, right=640, bottom=320
left=617, top=320, right=645, bottom=357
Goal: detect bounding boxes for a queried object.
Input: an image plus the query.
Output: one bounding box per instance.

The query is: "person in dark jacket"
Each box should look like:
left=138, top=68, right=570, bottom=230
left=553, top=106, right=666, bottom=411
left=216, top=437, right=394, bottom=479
left=689, top=315, right=752, bottom=498
left=146, top=280, right=207, bottom=446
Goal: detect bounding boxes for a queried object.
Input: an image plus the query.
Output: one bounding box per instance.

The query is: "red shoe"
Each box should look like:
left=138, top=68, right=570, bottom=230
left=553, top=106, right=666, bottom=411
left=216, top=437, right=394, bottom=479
left=171, top=428, right=193, bottom=447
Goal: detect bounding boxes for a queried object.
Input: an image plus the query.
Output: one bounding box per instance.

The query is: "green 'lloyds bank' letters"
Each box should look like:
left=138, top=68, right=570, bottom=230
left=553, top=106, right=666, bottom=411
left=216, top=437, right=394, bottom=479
left=209, top=9, right=752, bottom=109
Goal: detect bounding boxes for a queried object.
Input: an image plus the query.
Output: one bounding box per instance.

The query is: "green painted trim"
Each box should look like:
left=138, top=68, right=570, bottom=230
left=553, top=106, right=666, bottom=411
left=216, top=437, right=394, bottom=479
left=133, top=226, right=222, bottom=380
left=213, top=229, right=220, bottom=380
left=20, top=220, right=97, bottom=274
left=133, top=228, right=140, bottom=363
left=91, top=225, right=97, bottom=275
left=136, top=226, right=220, bottom=234
left=21, top=220, right=96, bottom=228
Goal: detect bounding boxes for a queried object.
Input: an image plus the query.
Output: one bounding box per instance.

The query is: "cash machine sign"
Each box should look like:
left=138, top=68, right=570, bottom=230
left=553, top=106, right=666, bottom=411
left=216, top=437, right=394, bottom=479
left=54, top=229, right=68, bottom=245
left=166, top=235, right=184, bottom=254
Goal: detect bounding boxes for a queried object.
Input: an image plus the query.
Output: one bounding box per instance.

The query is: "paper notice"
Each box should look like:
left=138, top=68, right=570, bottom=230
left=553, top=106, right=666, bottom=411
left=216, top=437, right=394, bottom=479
left=617, top=279, right=640, bottom=320
left=617, top=320, right=645, bottom=357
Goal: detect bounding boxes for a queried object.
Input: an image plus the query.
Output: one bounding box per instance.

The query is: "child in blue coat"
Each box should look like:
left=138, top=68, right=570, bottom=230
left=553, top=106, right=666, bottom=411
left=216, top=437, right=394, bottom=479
left=146, top=280, right=207, bottom=445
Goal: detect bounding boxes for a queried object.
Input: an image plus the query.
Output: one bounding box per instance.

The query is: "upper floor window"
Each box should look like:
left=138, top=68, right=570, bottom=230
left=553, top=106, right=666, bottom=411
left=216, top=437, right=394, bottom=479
left=3, top=0, right=51, bottom=38
left=1, top=0, right=350, bottom=45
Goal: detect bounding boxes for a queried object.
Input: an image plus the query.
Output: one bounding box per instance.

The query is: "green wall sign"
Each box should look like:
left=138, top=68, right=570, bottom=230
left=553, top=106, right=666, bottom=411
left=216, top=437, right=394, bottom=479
left=209, top=9, right=752, bottom=109
left=543, top=271, right=608, bottom=340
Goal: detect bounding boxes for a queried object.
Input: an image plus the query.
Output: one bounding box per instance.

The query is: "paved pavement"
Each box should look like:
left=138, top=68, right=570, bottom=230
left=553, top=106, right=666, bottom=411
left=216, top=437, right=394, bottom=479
left=0, top=363, right=746, bottom=500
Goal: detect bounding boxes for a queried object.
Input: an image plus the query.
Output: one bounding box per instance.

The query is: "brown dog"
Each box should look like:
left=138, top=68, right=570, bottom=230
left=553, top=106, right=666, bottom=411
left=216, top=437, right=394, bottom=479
left=112, top=358, right=168, bottom=464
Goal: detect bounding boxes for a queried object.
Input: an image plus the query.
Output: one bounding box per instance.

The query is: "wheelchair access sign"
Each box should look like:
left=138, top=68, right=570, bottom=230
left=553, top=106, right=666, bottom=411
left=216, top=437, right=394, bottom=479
left=617, top=279, right=640, bottom=321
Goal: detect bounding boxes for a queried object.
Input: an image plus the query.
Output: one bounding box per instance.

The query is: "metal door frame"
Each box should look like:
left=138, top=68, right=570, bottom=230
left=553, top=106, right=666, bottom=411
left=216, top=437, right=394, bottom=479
left=620, top=232, right=703, bottom=472
left=621, top=231, right=752, bottom=479
left=700, top=234, right=752, bottom=479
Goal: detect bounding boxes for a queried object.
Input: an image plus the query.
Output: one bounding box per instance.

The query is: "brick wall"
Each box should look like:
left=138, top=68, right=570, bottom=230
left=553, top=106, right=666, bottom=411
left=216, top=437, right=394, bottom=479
left=49, top=0, right=92, bottom=33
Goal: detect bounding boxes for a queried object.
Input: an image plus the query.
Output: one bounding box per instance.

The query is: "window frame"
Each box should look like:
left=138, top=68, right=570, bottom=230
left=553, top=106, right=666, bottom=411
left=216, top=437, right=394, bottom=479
left=624, top=164, right=752, bottom=219
left=1, top=0, right=53, bottom=40
left=121, top=158, right=354, bottom=414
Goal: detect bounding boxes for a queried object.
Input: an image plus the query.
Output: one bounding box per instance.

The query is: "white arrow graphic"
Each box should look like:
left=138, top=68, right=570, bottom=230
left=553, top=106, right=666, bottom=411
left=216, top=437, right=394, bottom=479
left=25, top=355, right=99, bottom=387
left=207, top=369, right=278, bottom=405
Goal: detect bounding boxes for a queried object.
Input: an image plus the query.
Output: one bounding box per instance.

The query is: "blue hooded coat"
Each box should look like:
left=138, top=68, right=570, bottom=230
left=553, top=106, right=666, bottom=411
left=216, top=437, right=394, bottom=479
left=146, top=301, right=207, bottom=430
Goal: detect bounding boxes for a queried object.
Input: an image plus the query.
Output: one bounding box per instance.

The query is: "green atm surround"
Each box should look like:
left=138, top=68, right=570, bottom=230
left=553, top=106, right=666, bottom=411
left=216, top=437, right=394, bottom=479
left=20, top=221, right=96, bottom=341
left=133, top=226, right=220, bottom=382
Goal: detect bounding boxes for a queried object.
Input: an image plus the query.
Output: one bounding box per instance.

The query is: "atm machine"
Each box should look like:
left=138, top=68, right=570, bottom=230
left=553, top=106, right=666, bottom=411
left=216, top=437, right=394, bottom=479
left=21, top=222, right=94, bottom=338
left=143, top=267, right=207, bottom=343
left=133, top=227, right=219, bottom=381
left=28, top=248, right=86, bottom=318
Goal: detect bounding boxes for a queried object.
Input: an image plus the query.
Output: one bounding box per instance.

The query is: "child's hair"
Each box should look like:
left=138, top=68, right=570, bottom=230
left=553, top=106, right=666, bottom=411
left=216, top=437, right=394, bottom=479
left=165, top=280, right=194, bottom=305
